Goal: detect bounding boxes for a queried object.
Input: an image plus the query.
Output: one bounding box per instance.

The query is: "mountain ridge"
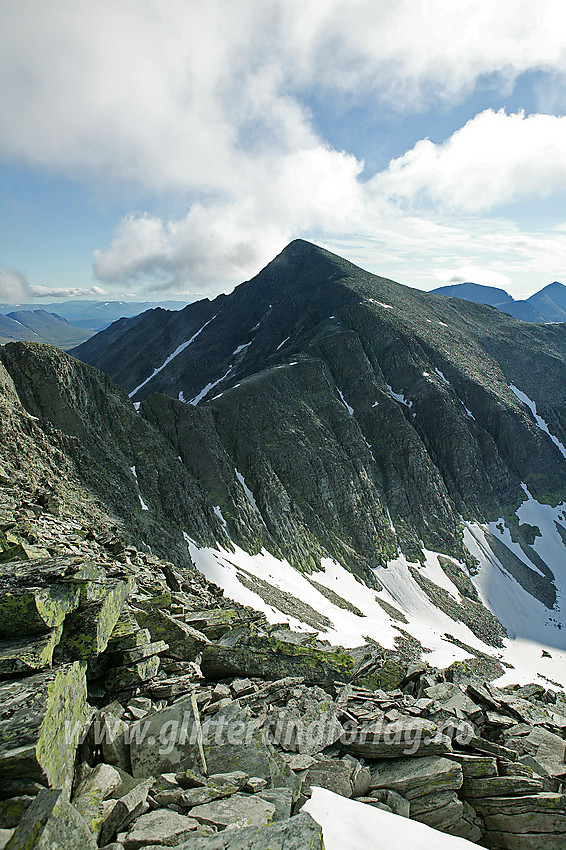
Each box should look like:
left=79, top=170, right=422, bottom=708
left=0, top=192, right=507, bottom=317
left=431, top=279, right=566, bottom=323
left=3, top=240, right=566, bottom=689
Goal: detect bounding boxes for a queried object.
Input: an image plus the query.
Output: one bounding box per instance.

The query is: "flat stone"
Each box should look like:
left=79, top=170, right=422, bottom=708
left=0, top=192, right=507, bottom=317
left=99, top=778, right=153, bottom=847
left=483, top=810, right=566, bottom=834
left=484, top=831, right=566, bottom=849
left=366, top=789, right=409, bottom=818
left=122, top=809, right=198, bottom=849
left=0, top=582, right=80, bottom=637
left=0, top=662, right=88, bottom=794
left=446, top=753, right=498, bottom=778
left=256, top=788, right=293, bottom=821
left=58, top=578, right=134, bottom=660
left=72, top=763, right=123, bottom=838
left=0, top=627, right=63, bottom=674
left=99, top=713, right=131, bottom=772
left=105, top=654, right=160, bottom=691
left=369, top=756, right=463, bottom=799
left=286, top=754, right=316, bottom=771
left=344, top=717, right=452, bottom=759
left=462, top=735, right=518, bottom=761
left=134, top=608, right=210, bottom=660
left=505, top=726, right=566, bottom=778
left=199, top=706, right=301, bottom=800
left=130, top=702, right=300, bottom=800
left=268, top=697, right=343, bottom=755
left=201, top=635, right=355, bottom=685
left=462, top=775, right=544, bottom=798
left=468, top=792, right=566, bottom=818
left=140, top=812, right=323, bottom=849
left=0, top=797, right=33, bottom=829
left=302, top=758, right=354, bottom=798
left=189, top=794, right=276, bottom=829
left=411, top=792, right=465, bottom=832
left=231, top=679, right=255, bottom=697
left=5, top=788, right=97, bottom=849
left=244, top=777, right=268, bottom=793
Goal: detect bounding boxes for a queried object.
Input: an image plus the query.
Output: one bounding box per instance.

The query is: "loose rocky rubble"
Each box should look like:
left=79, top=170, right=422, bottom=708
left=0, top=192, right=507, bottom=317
left=1, top=487, right=566, bottom=849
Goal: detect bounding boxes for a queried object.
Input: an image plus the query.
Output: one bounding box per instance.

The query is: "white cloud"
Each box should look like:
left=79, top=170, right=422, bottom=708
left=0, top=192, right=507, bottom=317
left=0, top=267, right=31, bottom=303
left=3, top=2, right=566, bottom=294
left=30, top=285, right=109, bottom=299
left=434, top=266, right=512, bottom=288
left=374, top=110, right=566, bottom=212
left=94, top=146, right=364, bottom=289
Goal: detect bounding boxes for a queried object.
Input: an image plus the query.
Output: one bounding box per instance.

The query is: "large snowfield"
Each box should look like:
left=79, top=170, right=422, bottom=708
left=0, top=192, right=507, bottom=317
left=186, top=484, right=566, bottom=689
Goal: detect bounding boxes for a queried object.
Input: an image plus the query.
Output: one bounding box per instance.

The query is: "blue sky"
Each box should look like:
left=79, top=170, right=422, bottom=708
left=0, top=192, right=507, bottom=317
left=1, top=1, right=566, bottom=304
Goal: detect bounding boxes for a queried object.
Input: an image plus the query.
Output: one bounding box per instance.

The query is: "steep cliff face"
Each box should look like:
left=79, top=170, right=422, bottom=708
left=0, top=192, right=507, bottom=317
left=72, top=240, right=566, bottom=574
left=0, top=342, right=224, bottom=567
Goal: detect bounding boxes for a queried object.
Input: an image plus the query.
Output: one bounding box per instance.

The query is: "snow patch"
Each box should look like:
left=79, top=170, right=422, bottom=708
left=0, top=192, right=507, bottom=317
left=304, top=787, right=477, bottom=850
left=434, top=367, right=450, bottom=385
left=276, top=336, right=290, bottom=351
left=190, top=366, right=233, bottom=405
left=510, top=383, right=566, bottom=458
left=337, top=388, right=354, bottom=415
left=213, top=505, right=229, bottom=535
left=128, top=314, right=217, bottom=398
left=386, top=384, right=412, bottom=408
left=235, top=469, right=265, bottom=525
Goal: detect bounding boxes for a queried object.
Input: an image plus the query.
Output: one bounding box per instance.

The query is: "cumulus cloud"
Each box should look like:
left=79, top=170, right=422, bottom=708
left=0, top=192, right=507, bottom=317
left=373, top=110, right=566, bottom=212
left=0, top=267, right=31, bottom=303
left=2, top=2, right=565, bottom=194
left=3, top=1, right=566, bottom=292
left=94, top=146, right=365, bottom=289
left=30, top=285, right=109, bottom=299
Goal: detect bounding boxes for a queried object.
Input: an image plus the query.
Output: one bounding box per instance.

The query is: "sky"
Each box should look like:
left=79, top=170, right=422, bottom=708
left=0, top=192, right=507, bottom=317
left=1, top=1, right=566, bottom=304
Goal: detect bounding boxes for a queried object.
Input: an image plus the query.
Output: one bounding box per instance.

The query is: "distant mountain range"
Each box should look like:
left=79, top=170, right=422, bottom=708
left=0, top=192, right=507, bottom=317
left=0, top=299, right=189, bottom=332
left=431, top=280, right=566, bottom=322
left=0, top=309, right=93, bottom=349
left=0, top=299, right=190, bottom=349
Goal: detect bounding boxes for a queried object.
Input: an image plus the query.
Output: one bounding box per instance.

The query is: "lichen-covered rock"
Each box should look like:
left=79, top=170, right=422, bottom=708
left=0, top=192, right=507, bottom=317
left=72, top=763, right=123, bottom=839
left=201, top=634, right=355, bottom=685
left=99, top=777, right=153, bottom=847
left=149, top=812, right=324, bottom=850
left=0, top=585, right=79, bottom=637
left=105, top=654, right=160, bottom=692
left=189, top=793, right=276, bottom=830
left=369, top=756, right=463, bottom=798
left=0, top=626, right=63, bottom=674
left=462, top=775, right=544, bottom=798
left=343, top=718, right=452, bottom=759
left=5, top=788, right=97, bottom=849
left=135, top=607, right=211, bottom=660
left=58, top=578, right=134, bottom=660
left=0, top=662, right=88, bottom=794
left=130, top=702, right=301, bottom=800
left=121, top=809, right=198, bottom=850
left=302, top=758, right=354, bottom=798
left=267, top=695, right=343, bottom=755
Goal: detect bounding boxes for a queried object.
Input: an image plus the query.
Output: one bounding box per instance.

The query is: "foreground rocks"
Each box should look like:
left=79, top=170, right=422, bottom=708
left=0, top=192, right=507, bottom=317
left=1, top=493, right=566, bottom=849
